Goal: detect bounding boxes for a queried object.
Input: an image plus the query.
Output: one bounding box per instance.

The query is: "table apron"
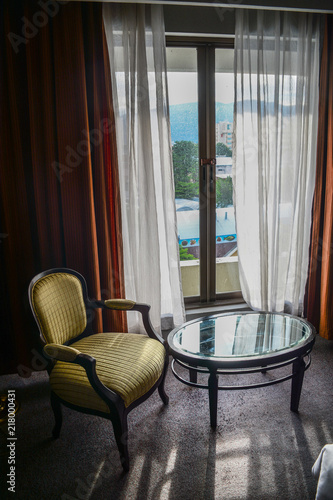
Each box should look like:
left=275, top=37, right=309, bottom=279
left=171, top=354, right=311, bottom=391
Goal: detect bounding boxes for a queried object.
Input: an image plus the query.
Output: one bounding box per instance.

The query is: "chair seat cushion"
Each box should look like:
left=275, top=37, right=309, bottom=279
left=49, top=332, right=166, bottom=413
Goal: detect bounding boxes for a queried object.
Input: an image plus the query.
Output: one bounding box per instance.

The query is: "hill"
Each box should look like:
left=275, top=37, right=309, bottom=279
left=169, top=102, right=234, bottom=143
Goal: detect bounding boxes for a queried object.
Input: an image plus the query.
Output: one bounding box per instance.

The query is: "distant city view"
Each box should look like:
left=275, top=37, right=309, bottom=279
left=169, top=102, right=236, bottom=261
left=166, top=46, right=240, bottom=297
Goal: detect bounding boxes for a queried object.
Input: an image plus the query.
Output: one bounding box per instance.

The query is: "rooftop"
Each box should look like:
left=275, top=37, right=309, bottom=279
left=177, top=206, right=236, bottom=243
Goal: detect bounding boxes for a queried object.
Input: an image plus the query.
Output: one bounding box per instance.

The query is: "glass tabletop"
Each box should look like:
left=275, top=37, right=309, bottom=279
left=170, top=312, right=314, bottom=359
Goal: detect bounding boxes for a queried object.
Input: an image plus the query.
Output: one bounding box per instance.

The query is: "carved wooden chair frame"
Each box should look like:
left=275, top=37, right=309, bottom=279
left=28, top=268, right=169, bottom=471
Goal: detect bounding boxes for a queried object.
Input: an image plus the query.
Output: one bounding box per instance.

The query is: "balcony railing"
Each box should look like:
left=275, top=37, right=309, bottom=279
left=180, top=256, right=241, bottom=297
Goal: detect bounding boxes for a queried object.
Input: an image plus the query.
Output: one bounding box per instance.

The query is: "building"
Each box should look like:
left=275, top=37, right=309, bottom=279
left=177, top=206, right=237, bottom=258
left=216, top=121, right=233, bottom=150
left=216, top=156, right=233, bottom=178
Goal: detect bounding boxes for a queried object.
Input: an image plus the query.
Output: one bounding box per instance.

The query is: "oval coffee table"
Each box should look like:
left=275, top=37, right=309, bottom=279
left=167, top=311, right=316, bottom=428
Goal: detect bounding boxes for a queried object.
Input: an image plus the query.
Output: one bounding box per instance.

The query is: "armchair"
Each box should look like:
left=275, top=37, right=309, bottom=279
left=28, top=268, right=169, bottom=471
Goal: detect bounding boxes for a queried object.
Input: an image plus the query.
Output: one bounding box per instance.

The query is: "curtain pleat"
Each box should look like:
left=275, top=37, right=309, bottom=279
left=306, top=15, right=333, bottom=339
left=0, top=1, right=126, bottom=375
left=233, top=10, right=320, bottom=315
left=103, top=4, right=185, bottom=333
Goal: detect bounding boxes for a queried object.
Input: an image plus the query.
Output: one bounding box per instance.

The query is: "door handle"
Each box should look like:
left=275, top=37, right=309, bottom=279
left=202, top=161, right=206, bottom=193
left=201, top=159, right=216, bottom=193
left=209, top=160, right=215, bottom=193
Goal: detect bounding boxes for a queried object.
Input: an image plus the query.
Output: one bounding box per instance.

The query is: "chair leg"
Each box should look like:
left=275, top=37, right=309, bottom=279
left=50, top=391, right=62, bottom=438
left=158, top=357, right=169, bottom=406
left=111, top=414, right=130, bottom=472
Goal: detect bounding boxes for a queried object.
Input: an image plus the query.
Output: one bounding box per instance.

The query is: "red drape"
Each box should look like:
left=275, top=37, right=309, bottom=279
left=306, top=15, right=333, bottom=340
left=0, top=1, right=126, bottom=375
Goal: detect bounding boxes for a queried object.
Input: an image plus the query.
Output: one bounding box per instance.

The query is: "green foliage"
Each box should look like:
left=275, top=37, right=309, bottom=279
left=216, top=143, right=232, bottom=157
left=172, top=141, right=199, bottom=185
left=179, top=246, right=197, bottom=261
left=172, top=140, right=233, bottom=208
left=216, top=176, right=233, bottom=208
left=175, top=181, right=199, bottom=199
left=172, top=140, right=199, bottom=200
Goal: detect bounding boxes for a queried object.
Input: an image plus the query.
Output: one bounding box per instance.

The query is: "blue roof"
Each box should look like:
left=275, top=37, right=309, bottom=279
left=175, top=198, right=199, bottom=211
left=177, top=207, right=236, bottom=241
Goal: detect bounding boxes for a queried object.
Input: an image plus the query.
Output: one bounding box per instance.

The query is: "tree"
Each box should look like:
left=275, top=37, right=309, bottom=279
left=172, top=141, right=199, bottom=185
left=216, top=142, right=232, bottom=157
left=175, top=181, right=199, bottom=199
left=216, top=176, right=233, bottom=208
left=179, top=246, right=197, bottom=261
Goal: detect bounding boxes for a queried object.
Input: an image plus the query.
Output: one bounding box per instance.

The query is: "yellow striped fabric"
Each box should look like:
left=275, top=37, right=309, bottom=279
left=104, top=299, right=135, bottom=310
left=31, top=273, right=87, bottom=345
left=49, top=332, right=166, bottom=412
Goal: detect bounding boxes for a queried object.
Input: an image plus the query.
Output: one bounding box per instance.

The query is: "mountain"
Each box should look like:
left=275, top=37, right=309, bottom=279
left=169, top=102, right=234, bottom=144
left=169, top=100, right=295, bottom=144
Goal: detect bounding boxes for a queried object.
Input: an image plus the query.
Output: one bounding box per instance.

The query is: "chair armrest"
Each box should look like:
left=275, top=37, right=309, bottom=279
left=44, top=344, right=81, bottom=362
left=104, top=299, right=136, bottom=310
left=131, top=303, right=166, bottom=346
left=88, top=299, right=166, bottom=347
left=44, top=344, right=121, bottom=408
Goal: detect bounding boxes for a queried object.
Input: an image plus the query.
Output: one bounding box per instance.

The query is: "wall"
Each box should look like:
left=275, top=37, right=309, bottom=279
left=164, top=1, right=333, bottom=36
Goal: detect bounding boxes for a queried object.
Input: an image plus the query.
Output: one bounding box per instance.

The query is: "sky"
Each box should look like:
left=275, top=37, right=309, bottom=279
left=167, top=72, right=234, bottom=106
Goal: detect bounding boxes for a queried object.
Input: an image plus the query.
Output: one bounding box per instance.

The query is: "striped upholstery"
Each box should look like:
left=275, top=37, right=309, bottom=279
left=49, top=332, right=166, bottom=411
left=31, top=273, right=87, bottom=344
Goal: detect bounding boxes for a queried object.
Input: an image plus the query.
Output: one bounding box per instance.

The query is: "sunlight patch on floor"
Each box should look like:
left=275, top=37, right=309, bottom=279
left=216, top=436, right=251, bottom=454
left=123, top=455, right=145, bottom=498
left=160, top=478, right=172, bottom=500
left=302, top=424, right=322, bottom=458
left=85, top=458, right=108, bottom=499
left=320, top=420, right=333, bottom=446
left=165, top=447, right=178, bottom=474
left=215, top=456, right=249, bottom=497
left=259, top=454, right=277, bottom=496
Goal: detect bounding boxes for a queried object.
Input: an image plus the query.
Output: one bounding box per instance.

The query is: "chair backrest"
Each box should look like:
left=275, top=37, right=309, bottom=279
left=29, top=271, right=88, bottom=345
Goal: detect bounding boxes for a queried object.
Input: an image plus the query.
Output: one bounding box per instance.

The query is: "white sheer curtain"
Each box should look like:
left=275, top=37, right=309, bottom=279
left=103, top=3, right=185, bottom=332
left=233, top=10, right=320, bottom=315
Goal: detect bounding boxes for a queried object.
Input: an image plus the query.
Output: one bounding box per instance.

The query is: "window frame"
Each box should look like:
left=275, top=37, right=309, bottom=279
left=166, top=36, right=245, bottom=310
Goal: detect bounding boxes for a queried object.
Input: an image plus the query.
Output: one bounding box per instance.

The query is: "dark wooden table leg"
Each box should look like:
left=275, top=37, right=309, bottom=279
left=189, top=366, right=198, bottom=383
left=290, top=357, right=306, bottom=412
left=208, top=370, right=218, bottom=429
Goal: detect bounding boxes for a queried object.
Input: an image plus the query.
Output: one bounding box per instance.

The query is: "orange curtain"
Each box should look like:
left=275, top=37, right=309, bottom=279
left=306, top=15, right=333, bottom=339
left=0, top=1, right=126, bottom=375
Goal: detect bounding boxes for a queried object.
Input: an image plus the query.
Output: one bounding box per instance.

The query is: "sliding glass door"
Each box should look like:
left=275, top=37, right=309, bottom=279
left=167, top=46, right=200, bottom=297
left=166, top=41, right=241, bottom=304
left=215, top=48, right=239, bottom=296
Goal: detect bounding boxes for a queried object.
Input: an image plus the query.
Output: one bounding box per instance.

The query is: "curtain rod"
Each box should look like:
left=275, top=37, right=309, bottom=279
left=77, top=0, right=333, bottom=14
